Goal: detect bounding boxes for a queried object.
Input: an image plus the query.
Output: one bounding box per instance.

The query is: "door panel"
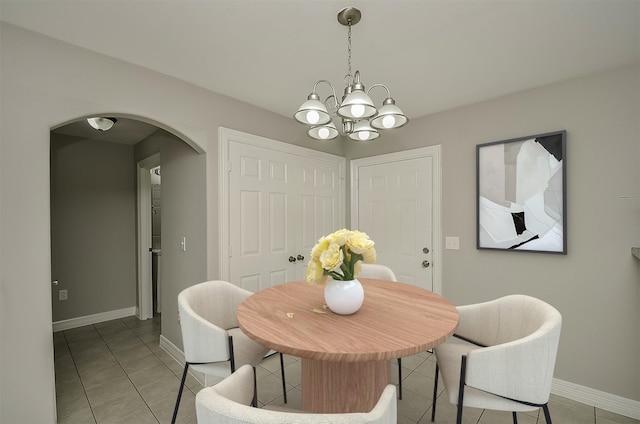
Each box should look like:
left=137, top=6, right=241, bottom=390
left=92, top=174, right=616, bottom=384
left=357, top=157, right=433, bottom=290
left=230, top=142, right=296, bottom=291
left=228, top=139, right=343, bottom=290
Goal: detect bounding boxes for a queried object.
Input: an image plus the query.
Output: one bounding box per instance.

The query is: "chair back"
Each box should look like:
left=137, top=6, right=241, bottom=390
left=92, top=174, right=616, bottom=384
left=357, top=264, right=397, bottom=282
left=178, top=280, right=253, bottom=364
left=457, top=294, right=562, bottom=405
left=196, top=365, right=398, bottom=424
left=457, top=294, right=561, bottom=347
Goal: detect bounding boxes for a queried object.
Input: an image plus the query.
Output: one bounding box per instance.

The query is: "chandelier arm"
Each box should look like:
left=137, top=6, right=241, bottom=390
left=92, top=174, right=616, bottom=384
left=312, top=80, right=339, bottom=109
left=367, top=84, right=392, bottom=99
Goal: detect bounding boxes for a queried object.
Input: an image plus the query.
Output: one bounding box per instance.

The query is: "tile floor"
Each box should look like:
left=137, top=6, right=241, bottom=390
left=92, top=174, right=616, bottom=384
left=54, top=315, right=638, bottom=424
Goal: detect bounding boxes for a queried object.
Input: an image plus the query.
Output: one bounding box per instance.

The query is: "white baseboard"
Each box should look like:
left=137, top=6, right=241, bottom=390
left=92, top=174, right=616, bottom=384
left=159, top=335, right=206, bottom=386
left=159, top=334, right=184, bottom=365
left=552, top=378, right=640, bottom=420
left=52, top=306, right=137, bottom=332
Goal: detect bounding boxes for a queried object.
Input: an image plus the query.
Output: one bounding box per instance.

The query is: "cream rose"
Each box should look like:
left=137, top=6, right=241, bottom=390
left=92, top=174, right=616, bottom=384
left=319, top=242, right=344, bottom=271
left=347, top=231, right=375, bottom=254
left=326, top=229, right=350, bottom=246
left=306, top=259, right=327, bottom=285
left=311, top=237, right=329, bottom=259
left=362, top=247, right=377, bottom=264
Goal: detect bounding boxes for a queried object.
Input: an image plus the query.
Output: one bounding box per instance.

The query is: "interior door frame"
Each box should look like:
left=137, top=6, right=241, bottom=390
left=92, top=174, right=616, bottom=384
left=136, top=153, right=160, bottom=320
left=350, top=145, right=442, bottom=294
left=218, top=127, right=345, bottom=282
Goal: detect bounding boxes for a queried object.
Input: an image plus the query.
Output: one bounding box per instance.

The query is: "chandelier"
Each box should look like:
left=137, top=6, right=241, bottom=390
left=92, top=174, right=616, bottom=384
left=294, top=7, right=408, bottom=141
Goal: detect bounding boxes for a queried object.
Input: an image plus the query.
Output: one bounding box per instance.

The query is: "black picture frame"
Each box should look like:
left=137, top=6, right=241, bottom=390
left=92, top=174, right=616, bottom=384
left=476, top=130, right=567, bottom=254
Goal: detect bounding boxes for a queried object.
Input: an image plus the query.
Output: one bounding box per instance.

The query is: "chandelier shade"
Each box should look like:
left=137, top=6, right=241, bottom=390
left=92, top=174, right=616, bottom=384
left=294, top=7, right=408, bottom=141
left=349, top=120, right=379, bottom=141
left=294, top=94, right=332, bottom=126
left=370, top=98, right=409, bottom=130
left=308, top=121, right=339, bottom=140
left=337, top=71, right=376, bottom=120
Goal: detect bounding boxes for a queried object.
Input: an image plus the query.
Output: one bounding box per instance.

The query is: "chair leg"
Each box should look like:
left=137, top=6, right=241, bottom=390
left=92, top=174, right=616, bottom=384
left=228, top=335, right=236, bottom=372
left=397, top=357, right=403, bottom=400
left=542, top=404, right=552, bottom=424
left=512, top=411, right=518, bottom=424
left=251, top=366, right=258, bottom=407
left=431, top=363, right=439, bottom=422
left=279, top=352, right=288, bottom=404
left=456, top=356, right=467, bottom=424
left=171, top=362, right=190, bottom=424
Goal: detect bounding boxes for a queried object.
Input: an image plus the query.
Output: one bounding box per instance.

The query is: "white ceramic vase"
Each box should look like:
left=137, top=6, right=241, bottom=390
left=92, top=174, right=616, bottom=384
left=324, top=278, right=364, bottom=315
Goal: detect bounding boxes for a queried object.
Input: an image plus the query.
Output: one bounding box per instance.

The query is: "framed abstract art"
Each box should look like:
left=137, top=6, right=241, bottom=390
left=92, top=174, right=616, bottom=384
left=476, top=130, right=567, bottom=254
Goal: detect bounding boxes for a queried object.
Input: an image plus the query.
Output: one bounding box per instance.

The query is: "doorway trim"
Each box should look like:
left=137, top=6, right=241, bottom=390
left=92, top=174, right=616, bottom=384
left=350, top=145, right=442, bottom=294
left=137, top=153, right=160, bottom=320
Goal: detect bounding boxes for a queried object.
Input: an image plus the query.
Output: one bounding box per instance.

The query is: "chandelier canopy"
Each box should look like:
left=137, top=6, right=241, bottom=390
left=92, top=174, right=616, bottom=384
left=294, top=7, right=408, bottom=141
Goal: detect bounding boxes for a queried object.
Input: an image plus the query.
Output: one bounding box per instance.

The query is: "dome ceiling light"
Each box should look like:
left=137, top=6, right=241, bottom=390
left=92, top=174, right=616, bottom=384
left=87, top=117, right=117, bottom=131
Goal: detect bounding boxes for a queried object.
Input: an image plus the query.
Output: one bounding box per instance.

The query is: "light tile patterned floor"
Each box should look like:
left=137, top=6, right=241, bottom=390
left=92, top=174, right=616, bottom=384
left=54, top=315, right=638, bottom=424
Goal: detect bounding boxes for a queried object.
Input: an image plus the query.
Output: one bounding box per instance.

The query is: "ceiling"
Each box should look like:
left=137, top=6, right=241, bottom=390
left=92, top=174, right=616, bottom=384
left=2, top=0, right=639, bottom=143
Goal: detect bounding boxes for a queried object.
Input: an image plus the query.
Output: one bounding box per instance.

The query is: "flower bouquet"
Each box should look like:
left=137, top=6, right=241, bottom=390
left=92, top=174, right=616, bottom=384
left=306, top=229, right=376, bottom=285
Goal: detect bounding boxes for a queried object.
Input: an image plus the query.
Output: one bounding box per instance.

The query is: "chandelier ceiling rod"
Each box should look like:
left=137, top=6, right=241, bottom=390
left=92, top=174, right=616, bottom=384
left=294, top=7, right=408, bottom=141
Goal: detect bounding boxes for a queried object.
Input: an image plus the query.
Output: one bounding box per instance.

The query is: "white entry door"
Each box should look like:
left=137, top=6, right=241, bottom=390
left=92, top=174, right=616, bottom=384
left=220, top=128, right=345, bottom=292
left=351, top=146, right=441, bottom=293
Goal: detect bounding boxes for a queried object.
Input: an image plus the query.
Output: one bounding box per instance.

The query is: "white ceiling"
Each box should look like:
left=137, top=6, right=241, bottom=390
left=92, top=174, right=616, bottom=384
left=2, top=0, right=639, bottom=142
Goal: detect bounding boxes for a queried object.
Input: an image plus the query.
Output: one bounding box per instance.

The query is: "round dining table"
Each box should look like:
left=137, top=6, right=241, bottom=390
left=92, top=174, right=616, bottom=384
left=236, top=278, right=459, bottom=413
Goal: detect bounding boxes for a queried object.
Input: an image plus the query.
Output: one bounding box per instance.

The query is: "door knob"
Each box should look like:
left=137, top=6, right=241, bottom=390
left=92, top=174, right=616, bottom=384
left=297, top=254, right=305, bottom=261
left=422, top=260, right=430, bottom=268
left=289, top=256, right=296, bottom=263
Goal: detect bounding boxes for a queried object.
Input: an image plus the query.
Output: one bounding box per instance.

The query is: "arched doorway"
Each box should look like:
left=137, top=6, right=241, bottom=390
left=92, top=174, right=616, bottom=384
left=49, top=114, right=207, bottom=421
left=50, top=115, right=202, bottom=328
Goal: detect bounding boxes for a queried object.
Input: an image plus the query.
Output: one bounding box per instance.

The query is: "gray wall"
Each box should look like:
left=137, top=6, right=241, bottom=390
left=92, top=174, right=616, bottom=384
left=50, top=134, right=137, bottom=321
left=346, top=64, right=640, bottom=401
left=1, top=23, right=329, bottom=423
left=134, top=130, right=208, bottom=345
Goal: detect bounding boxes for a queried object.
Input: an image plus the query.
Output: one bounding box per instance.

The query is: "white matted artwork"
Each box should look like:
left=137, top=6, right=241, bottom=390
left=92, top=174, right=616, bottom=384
left=476, top=130, right=567, bottom=254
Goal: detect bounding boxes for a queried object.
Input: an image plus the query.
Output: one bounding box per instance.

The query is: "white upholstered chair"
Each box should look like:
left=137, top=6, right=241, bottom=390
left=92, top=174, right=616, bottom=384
left=357, top=263, right=404, bottom=399
left=431, top=294, right=562, bottom=424
left=196, top=364, right=398, bottom=424
left=172, top=280, right=287, bottom=424
left=358, top=263, right=398, bottom=282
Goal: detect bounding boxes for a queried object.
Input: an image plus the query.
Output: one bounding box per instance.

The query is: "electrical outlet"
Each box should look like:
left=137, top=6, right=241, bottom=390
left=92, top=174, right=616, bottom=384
left=59, top=289, right=68, bottom=301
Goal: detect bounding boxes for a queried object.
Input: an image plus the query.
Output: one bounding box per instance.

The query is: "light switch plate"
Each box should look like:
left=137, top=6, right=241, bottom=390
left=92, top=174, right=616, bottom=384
left=445, top=236, right=460, bottom=250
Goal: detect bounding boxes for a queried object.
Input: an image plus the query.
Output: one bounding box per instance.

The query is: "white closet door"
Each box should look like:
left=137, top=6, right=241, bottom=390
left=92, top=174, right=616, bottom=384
left=355, top=155, right=435, bottom=291
left=227, top=137, right=343, bottom=291
left=229, top=141, right=296, bottom=291
left=298, top=159, right=343, bottom=280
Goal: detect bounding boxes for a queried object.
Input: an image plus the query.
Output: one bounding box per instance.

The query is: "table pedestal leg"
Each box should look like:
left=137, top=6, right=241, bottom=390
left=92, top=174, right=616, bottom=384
left=301, top=359, right=391, bottom=413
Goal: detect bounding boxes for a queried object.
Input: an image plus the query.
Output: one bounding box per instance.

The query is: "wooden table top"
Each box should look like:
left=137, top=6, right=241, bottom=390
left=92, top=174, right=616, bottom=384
left=237, top=279, right=459, bottom=362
